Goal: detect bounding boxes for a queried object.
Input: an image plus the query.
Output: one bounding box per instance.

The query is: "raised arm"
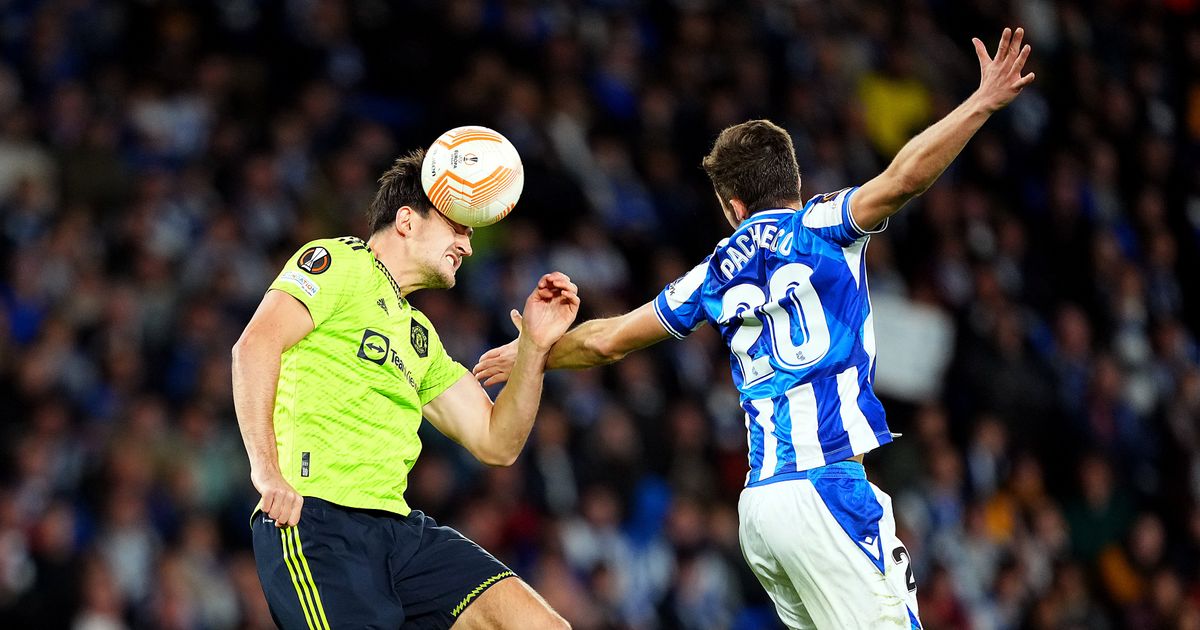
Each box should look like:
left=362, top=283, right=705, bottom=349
left=423, top=273, right=580, bottom=466
left=851, top=27, right=1035, bottom=230
left=232, top=290, right=315, bottom=528
left=472, top=301, right=672, bottom=386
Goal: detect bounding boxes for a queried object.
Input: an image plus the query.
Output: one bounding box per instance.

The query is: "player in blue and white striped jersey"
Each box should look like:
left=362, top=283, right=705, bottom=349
left=475, top=27, right=1034, bottom=629
left=654, top=185, right=891, bottom=486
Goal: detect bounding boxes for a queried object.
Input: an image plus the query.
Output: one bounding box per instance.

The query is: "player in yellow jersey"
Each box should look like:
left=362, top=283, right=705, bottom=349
left=232, top=149, right=577, bottom=629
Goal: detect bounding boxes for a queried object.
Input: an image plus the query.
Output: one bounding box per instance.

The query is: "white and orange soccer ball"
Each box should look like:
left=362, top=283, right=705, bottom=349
left=421, top=126, right=524, bottom=227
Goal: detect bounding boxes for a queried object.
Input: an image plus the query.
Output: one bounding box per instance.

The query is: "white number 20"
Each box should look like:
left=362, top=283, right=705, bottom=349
left=720, top=263, right=831, bottom=386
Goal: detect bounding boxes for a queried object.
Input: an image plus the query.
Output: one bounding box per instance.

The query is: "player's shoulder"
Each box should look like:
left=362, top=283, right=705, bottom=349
left=799, top=187, right=860, bottom=229
left=408, top=307, right=439, bottom=332
left=291, top=236, right=374, bottom=277
left=802, top=187, right=855, bottom=211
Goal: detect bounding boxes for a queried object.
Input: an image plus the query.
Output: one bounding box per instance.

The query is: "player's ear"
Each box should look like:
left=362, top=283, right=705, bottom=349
left=729, top=198, right=750, bottom=222
left=394, top=206, right=415, bottom=237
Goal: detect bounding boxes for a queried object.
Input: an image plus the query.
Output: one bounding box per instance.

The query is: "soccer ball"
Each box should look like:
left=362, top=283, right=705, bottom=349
left=421, top=126, right=525, bottom=227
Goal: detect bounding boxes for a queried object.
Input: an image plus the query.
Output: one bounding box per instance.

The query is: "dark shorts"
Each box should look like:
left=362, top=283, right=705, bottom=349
left=252, top=497, right=515, bottom=629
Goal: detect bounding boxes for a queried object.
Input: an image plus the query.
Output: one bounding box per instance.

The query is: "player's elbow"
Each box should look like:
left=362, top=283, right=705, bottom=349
left=466, top=432, right=522, bottom=467
left=231, top=334, right=252, bottom=364
left=231, top=332, right=265, bottom=364
left=476, top=446, right=520, bottom=468
left=490, top=453, right=520, bottom=468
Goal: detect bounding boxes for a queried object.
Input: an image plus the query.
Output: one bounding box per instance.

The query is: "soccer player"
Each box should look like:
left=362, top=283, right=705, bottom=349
left=232, top=149, right=577, bottom=629
left=473, top=28, right=1034, bottom=629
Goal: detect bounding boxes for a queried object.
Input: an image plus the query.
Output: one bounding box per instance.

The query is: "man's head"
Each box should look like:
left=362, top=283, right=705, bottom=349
left=701, top=119, right=802, bottom=227
left=369, top=149, right=473, bottom=290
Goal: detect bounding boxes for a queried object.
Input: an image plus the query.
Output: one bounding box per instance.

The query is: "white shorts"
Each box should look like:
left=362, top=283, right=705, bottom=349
left=738, top=461, right=920, bottom=630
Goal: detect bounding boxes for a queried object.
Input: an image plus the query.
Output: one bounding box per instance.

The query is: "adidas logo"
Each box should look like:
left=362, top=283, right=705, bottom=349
left=377, top=298, right=389, bottom=315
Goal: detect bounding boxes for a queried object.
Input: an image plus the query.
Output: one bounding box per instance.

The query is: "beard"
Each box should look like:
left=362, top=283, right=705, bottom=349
left=417, top=260, right=455, bottom=290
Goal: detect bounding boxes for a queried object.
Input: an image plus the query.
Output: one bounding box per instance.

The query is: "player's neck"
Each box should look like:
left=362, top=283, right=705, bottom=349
left=730, top=199, right=801, bottom=228
left=367, top=232, right=423, bottom=297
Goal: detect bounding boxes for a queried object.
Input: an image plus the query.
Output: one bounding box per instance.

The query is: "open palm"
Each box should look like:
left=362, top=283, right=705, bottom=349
left=973, top=27, right=1036, bottom=113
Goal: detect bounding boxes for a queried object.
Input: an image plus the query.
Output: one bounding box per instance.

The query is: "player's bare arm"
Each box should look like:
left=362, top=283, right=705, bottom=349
left=424, top=272, right=579, bottom=465
left=472, top=300, right=673, bottom=386
left=232, top=289, right=315, bottom=528
left=852, top=27, right=1035, bottom=230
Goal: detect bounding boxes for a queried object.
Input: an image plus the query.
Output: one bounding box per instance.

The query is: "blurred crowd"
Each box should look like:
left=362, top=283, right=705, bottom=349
left=0, top=0, right=1198, bottom=629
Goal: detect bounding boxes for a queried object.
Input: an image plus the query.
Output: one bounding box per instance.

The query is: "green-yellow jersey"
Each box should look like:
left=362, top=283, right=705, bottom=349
left=266, top=236, right=467, bottom=516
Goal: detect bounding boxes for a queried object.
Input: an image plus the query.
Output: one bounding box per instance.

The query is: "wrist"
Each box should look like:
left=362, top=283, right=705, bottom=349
left=517, top=335, right=553, bottom=359
left=251, top=462, right=281, bottom=479
left=965, top=92, right=999, bottom=115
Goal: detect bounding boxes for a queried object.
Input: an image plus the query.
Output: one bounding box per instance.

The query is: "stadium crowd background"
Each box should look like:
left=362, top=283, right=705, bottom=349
left=0, top=0, right=1198, bottom=628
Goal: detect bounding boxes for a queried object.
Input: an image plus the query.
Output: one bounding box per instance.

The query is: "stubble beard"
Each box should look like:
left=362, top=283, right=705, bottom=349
left=418, top=261, right=455, bottom=290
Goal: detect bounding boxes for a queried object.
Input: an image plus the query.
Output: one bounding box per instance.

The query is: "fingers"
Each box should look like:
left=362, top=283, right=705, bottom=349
left=483, top=372, right=510, bottom=386
left=539, top=272, right=576, bottom=292
left=509, top=309, right=522, bottom=332
left=995, top=27, right=1012, bottom=62
left=472, top=353, right=513, bottom=385
left=472, top=350, right=502, bottom=375
left=472, top=352, right=497, bottom=374
left=260, top=489, right=276, bottom=519
left=1016, top=71, right=1036, bottom=88
left=1011, top=44, right=1032, bottom=75
left=283, top=495, right=303, bottom=528
left=471, top=355, right=491, bottom=376
left=973, top=37, right=989, bottom=68
left=1008, top=27, right=1024, bottom=60
left=533, top=273, right=579, bottom=302
left=263, top=487, right=303, bottom=528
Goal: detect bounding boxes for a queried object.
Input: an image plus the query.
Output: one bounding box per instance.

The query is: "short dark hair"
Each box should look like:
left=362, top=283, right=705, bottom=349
left=367, top=149, right=434, bottom=234
left=701, top=120, right=801, bottom=215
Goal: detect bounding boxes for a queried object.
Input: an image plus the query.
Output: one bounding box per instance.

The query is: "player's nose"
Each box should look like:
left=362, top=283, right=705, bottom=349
left=456, top=234, right=472, bottom=257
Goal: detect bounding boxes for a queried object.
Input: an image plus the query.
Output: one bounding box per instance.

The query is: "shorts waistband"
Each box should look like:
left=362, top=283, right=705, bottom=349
left=253, top=496, right=413, bottom=523
left=745, top=459, right=866, bottom=488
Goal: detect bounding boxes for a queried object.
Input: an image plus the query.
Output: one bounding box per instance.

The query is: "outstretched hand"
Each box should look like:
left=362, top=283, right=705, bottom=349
left=521, top=272, right=580, bottom=352
left=473, top=311, right=521, bottom=386
left=972, top=27, right=1035, bottom=113
left=473, top=273, right=580, bottom=385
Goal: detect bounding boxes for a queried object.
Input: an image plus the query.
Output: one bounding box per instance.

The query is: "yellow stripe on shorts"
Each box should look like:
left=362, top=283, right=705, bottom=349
left=280, top=527, right=326, bottom=630
left=289, top=526, right=331, bottom=629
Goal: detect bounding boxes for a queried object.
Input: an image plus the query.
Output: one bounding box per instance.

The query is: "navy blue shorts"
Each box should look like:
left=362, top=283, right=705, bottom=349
left=252, top=497, right=515, bottom=629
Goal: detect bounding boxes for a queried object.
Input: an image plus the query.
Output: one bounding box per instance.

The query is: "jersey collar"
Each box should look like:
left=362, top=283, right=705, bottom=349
left=374, top=258, right=406, bottom=307
left=738, top=208, right=795, bottom=230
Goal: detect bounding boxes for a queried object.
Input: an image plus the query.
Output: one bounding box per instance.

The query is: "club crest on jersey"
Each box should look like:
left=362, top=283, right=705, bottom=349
left=820, top=187, right=849, bottom=203
left=410, top=321, right=429, bottom=358
left=298, top=246, right=331, bottom=274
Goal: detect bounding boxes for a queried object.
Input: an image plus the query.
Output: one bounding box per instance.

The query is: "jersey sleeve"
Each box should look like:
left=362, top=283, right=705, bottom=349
left=652, top=256, right=711, bottom=339
left=269, top=239, right=359, bottom=327
left=416, top=315, right=468, bottom=405
left=798, top=187, right=887, bottom=247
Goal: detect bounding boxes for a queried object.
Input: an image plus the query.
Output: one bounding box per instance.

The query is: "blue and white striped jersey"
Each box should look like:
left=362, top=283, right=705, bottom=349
left=654, top=187, right=895, bottom=486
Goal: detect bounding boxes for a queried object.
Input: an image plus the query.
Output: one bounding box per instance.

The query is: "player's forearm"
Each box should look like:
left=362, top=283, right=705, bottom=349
left=545, top=317, right=625, bottom=370
left=231, top=338, right=284, bottom=475
left=885, top=94, right=993, bottom=203
left=483, top=337, right=551, bottom=465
